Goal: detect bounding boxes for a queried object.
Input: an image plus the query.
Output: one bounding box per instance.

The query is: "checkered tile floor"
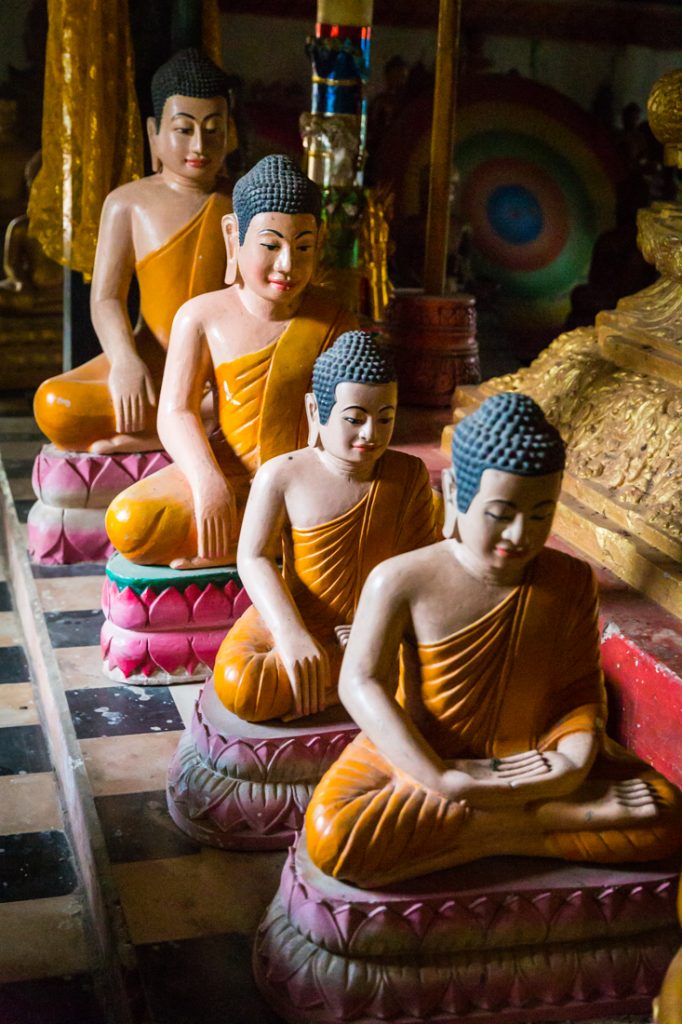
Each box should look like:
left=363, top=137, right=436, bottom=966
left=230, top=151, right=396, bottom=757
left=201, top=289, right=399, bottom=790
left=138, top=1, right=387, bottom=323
left=0, top=414, right=654, bottom=1024
left=0, top=416, right=285, bottom=1024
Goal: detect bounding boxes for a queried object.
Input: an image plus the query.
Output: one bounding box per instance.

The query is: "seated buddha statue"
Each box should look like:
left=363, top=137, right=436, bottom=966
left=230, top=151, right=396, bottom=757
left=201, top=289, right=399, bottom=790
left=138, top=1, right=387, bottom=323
left=33, top=48, right=233, bottom=454
left=105, top=156, right=356, bottom=569
left=0, top=150, right=62, bottom=313
left=306, top=391, right=682, bottom=889
left=212, top=330, right=438, bottom=722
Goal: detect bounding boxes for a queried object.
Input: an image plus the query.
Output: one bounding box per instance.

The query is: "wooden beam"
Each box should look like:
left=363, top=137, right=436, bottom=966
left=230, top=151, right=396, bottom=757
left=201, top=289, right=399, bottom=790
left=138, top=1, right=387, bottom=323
left=423, top=0, right=462, bottom=296
left=218, top=0, right=682, bottom=50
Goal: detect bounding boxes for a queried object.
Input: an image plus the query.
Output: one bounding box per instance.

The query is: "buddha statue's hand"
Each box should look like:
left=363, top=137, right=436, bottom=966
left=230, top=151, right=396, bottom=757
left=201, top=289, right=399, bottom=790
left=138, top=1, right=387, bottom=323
left=439, top=767, right=512, bottom=808
left=454, top=744, right=594, bottom=802
left=279, top=631, right=330, bottom=719
left=194, top=474, right=237, bottom=562
left=109, top=353, right=157, bottom=434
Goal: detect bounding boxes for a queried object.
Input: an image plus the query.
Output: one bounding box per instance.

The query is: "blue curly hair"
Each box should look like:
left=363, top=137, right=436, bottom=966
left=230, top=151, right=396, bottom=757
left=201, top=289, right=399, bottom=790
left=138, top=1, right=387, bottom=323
left=452, top=392, right=565, bottom=513
left=312, top=331, right=397, bottom=424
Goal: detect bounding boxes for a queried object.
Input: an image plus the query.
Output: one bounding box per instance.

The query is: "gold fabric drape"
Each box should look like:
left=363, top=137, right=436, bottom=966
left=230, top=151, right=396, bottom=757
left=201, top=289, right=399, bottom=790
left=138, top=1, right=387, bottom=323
left=28, top=0, right=143, bottom=277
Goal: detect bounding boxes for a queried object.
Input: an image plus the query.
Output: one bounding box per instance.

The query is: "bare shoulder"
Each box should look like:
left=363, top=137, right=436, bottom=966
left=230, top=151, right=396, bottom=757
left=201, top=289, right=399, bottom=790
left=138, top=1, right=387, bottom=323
left=255, top=448, right=310, bottom=489
left=172, top=288, right=228, bottom=330
left=102, top=175, right=155, bottom=212
left=364, top=541, right=448, bottom=600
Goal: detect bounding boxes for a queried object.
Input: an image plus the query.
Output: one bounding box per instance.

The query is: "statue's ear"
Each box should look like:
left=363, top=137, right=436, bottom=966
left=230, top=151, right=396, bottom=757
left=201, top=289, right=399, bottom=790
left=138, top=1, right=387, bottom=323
left=305, top=392, right=322, bottom=448
left=147, top=117, right=161, bottom=172
left=222, top=213, right=239, bottom=285
left=441, top=467, right=458, bottom=540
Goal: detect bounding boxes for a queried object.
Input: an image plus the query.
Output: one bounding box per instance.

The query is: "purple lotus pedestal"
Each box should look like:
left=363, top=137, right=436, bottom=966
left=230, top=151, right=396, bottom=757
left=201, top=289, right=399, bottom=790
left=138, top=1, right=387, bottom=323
left=254, top=833, right=681, bottom=1023
left=166, top=675, right=358, bottom=850
left=28, top=445, right=172, bottom=564
left=101, top=555, right=251, bottom=685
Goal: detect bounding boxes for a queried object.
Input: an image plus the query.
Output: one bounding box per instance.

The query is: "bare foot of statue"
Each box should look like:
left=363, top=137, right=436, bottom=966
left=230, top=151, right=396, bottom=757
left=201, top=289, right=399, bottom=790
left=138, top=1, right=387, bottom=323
left=535, top=778, right=660, bottom=831
left=169, top=553, right=237, bottom=571
left=89, top=433, right=164, bottom=455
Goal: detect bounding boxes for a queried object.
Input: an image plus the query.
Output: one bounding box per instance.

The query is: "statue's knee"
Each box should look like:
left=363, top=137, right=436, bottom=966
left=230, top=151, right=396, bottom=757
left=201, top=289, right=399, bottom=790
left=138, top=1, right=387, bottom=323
left=105, top=492, right=159, bottom=559
left=305, top=795, right=351, bottom=879
left=215, top=647, right=287, bottom=722
left=34, top=378, right=65, bottom=438
left=106, top=493, right=141, bottom=557
left=106, top=486, right=191, bottom=563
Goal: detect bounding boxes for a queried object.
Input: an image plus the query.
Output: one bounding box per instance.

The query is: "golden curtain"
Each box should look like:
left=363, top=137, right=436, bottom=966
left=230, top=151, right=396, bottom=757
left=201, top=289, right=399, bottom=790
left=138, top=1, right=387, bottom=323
left=28, top=0, right=143, bottom=277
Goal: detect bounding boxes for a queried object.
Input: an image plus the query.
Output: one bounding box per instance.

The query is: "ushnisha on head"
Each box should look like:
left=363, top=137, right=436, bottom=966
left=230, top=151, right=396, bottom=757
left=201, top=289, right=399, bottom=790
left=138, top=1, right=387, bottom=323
left=312, top=330, right=397, bottom=424
left=151, top=48, right=231, bottom=129
left=232, top=155, right=322, bottom=245
left=307, top=331, right=398, bottom=468
left=451, top=391, right=566, bottom=512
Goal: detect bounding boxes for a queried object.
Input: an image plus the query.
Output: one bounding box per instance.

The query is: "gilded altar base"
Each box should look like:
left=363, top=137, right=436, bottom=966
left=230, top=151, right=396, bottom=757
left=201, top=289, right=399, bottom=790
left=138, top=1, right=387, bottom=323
left=442, top=69, right=682, bottom=618
left=443, top=321, right=682, bottom=617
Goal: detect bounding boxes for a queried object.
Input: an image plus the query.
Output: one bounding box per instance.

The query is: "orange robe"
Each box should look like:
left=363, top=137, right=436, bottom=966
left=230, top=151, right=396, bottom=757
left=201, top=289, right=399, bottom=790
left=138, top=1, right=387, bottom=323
left=214, top=449, right=438, bottom=722
left=105, top=289, right=355, bottom=565
left=34, top=191, right=232, bottom=450
left=307, top=548, right=682, bottom=888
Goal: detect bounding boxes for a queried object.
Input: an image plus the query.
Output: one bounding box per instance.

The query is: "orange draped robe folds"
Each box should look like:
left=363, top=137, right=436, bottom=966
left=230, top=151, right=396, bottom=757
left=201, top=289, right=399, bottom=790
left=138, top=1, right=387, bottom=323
left=105, top=289, right=355, bottom=565
left=307, top=548, right=682, bottom=889
left=214, top=449, right=438, bottom=722
left=33, top=192, right=232, bottom=451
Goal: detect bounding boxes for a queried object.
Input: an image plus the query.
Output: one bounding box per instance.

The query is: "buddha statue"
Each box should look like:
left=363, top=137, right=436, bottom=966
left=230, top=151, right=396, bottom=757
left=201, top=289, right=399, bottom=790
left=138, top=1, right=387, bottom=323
left=0, top=150, right=62, bottom=313
left=0, top=99, right=33, bottom=236
left=105, top=155, right=356, bottom=570
left=33, top=48, right=233, bottom=454
left=305, top=391, right=682, bottom=889
left=211, top=329, right=438, bottom=723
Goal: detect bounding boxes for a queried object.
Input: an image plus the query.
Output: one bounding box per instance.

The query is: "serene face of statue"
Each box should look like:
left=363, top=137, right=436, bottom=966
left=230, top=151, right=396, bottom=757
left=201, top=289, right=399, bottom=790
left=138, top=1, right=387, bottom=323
left=452, top=467, right=562, bottom=581
left=237, top=211, right=319, bottom=304
left=315, top=380, right=397, bottom=467
left=152, top=94, right=228, bottom=183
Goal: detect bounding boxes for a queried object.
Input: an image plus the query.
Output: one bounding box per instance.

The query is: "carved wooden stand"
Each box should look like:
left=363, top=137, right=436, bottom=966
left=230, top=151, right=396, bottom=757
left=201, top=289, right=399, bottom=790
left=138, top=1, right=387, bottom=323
left=384, top=292, right=479, bottom=407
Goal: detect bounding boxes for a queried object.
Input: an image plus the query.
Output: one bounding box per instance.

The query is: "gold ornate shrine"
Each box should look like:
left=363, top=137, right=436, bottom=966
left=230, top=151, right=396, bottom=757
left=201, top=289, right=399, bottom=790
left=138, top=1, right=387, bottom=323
left=443, top=70, right=682, bottom=618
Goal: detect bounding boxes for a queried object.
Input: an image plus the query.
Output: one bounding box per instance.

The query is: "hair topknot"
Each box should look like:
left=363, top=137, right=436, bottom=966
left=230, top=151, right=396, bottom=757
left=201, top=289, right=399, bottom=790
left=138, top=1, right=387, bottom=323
left=312, top=331, right=397, bottom=424
left=151, top=48, right=231, bottom=128
left=232, top=155, right=322, bottom=244
left=452, top=391, right=565, bottom=512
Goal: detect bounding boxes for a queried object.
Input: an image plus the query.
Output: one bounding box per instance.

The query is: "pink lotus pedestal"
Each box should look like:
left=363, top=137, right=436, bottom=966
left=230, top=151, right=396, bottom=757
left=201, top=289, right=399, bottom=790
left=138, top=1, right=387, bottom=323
left=254, top=834, right=681, bottom=1023
left=28, top=445, right=172, bottom=564
left=166, top=675, right=358, bottom=849
left=101, top=554, right=251, bottom=685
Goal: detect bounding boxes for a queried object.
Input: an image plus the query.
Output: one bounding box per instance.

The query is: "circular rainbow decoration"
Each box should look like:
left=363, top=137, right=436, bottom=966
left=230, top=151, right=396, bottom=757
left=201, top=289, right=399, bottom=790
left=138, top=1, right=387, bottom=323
left=454, top=75, right=623, bottom=346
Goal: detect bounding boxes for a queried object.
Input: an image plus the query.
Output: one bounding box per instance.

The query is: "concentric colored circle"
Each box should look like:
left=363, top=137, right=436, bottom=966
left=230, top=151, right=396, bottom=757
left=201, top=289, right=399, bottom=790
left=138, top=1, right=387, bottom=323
left=453, top=75, right=623, bottom=340
left=461, top=154, right=570, bottom=278
left=487, top=185, right=543, bottom=245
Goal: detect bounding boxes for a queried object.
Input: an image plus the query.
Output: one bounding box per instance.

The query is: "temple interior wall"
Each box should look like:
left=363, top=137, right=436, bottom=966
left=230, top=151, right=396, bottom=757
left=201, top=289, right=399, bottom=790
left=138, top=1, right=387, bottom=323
left=2, top=4, right=682, bottom=120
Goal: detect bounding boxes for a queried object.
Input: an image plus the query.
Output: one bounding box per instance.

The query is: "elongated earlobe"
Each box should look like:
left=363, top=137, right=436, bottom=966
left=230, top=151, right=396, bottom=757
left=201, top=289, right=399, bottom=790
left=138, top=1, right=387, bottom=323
left=441, top=468, right=459, bottom=539
left=222, top=213, right=239, bottom=285
left=147, top=117, right=161, bottom=173
left=305, top=392, right=321, bottom=448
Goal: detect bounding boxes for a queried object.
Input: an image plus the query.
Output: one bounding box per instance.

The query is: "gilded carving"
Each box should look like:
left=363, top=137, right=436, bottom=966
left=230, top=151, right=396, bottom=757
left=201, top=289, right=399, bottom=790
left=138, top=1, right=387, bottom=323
left=647, top=68, right=682, bottom=168
left=637, top=206, right=682, bottom=283
left=487, top=328, right=682, bottom=550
